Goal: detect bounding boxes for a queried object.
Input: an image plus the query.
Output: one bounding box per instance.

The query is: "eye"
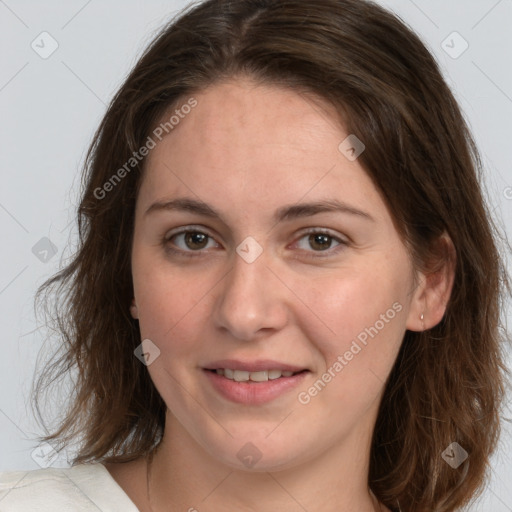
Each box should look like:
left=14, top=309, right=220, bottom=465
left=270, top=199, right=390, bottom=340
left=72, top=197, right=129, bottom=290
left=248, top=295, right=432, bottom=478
left=163, top=228, right=220, bottom=257
left=292, top=229, right=347, bottom=257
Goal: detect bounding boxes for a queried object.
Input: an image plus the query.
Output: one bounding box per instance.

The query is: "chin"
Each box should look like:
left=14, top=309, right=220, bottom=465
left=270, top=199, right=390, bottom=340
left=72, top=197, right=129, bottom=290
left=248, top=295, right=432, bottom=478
left=198, top=430, right=312, bottom=473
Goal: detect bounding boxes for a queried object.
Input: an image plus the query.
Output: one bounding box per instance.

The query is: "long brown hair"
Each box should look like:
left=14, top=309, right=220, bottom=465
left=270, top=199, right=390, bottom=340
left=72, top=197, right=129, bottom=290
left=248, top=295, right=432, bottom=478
left=33, top=1, right=511, bottom=510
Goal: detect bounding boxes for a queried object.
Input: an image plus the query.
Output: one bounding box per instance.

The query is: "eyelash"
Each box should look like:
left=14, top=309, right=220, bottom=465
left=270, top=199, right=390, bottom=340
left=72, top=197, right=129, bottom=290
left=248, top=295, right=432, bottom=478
left=162, top=226, right=348, bottom=259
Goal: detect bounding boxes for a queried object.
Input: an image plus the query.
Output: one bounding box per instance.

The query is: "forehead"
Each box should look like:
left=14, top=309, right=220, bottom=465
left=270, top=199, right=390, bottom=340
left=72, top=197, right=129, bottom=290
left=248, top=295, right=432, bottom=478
left=152, top=79, right=342, bottom=161
left=137, top=78, right=383, bottom=224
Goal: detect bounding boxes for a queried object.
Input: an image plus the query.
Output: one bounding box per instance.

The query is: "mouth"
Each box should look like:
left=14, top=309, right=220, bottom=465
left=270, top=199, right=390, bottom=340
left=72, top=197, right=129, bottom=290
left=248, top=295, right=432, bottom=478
left=205, top=368, right=308, bottom=382
left=202, top=361, right=310, bottom=405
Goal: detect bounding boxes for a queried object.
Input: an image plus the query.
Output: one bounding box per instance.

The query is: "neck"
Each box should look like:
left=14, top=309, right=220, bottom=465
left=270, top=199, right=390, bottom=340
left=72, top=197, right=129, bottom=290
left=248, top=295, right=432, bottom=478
left=146, top=412, right=386, bottom=512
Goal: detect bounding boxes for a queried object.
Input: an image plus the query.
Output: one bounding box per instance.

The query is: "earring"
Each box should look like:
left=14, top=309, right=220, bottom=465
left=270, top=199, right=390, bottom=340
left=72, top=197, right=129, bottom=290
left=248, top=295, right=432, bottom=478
left=420, top=313, right=424, bottom=321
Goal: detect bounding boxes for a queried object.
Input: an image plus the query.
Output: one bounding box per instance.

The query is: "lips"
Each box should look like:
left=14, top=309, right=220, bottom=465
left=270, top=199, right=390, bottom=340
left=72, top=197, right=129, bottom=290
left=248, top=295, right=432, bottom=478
left=202, top=359, right=310, bottom=405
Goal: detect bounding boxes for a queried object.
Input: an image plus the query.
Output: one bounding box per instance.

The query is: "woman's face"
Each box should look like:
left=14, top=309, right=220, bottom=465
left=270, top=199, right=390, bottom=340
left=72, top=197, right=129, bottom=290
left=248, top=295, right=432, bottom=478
left=131, top=77, right=424, bottom=471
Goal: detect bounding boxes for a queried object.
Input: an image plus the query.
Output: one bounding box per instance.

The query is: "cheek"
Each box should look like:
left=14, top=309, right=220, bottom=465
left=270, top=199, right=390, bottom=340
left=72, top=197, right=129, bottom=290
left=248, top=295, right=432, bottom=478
left=132, top=265, right=213, bottom=407
left=132, top=255, right=221, bottom=366
left=294, top=267, right=407, bottom=387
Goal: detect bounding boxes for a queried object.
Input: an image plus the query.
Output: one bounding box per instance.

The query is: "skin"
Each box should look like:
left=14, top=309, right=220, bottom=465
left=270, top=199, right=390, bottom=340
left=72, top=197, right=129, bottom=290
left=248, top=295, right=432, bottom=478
left=105, top=76, right=455, bottom=512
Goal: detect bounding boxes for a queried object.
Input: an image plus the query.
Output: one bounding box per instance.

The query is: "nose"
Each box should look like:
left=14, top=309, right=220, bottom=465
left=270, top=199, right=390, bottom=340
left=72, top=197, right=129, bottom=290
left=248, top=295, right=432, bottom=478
left=212, top=244, right=289, bottom=341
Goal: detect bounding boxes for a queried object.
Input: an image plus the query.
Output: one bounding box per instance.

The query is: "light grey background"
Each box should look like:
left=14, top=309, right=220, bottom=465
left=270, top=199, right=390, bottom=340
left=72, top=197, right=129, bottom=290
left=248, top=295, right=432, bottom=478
left=1, top=0, right=511, bottom=510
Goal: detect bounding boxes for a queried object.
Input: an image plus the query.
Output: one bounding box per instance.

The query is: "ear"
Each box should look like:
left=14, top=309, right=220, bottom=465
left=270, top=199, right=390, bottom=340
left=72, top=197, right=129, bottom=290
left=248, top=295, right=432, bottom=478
left=406, top=232, right=456, bottom=332
left=130, top=299, right=139, bottom=319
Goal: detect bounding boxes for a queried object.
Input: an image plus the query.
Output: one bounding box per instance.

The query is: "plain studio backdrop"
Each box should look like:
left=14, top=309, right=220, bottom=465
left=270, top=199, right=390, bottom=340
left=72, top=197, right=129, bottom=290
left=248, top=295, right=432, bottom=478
left=0, top=0, right=511, bottom=510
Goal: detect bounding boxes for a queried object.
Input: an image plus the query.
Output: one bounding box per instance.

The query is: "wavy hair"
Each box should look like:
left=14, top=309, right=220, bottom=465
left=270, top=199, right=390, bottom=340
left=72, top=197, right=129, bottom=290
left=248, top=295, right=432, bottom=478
left=33, top=1, right=511, bottom=510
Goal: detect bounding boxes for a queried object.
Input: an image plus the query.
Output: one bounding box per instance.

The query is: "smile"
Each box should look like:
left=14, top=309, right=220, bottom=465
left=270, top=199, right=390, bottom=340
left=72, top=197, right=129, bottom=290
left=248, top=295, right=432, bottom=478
left=203, top=368, right=310, bottom=405
left=213, top=368, right=301, bottom=382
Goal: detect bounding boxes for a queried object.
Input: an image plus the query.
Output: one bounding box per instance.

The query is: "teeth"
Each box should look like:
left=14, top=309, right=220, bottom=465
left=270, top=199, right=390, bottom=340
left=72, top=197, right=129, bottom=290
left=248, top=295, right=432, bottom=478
left=234, top=370, right=250, bottom=382
left=268, top=370, right=282, bottom=380
left=249, top=371, right=268, bottom=382
left=215, top=368, right=299, bottom=382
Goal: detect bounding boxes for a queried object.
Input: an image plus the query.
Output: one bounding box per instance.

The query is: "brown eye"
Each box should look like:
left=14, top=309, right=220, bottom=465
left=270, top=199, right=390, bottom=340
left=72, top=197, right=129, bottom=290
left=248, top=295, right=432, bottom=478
left=308, top=233, right=334, bottom=251
left=164, top=229, right=220, bottom=256
left=293, top=229, right=348, bottom=258
left=182, top=231, right=209, bottom=250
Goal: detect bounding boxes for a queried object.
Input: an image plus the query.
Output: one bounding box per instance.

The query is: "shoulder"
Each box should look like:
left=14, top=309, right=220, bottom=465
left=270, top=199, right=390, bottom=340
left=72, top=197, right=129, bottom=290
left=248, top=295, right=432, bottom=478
left=0, top=463, right=140, bottom=511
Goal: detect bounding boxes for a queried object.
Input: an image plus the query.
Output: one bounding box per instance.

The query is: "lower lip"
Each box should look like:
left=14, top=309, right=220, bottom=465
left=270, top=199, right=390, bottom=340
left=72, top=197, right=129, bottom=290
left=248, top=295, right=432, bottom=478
left=203, top=369, right=309, bottom=405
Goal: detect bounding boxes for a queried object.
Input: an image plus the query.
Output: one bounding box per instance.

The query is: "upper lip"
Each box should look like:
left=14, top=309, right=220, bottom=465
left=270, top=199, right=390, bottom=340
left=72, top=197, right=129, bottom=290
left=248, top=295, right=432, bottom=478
left=203, top=359, right=308, bottom=373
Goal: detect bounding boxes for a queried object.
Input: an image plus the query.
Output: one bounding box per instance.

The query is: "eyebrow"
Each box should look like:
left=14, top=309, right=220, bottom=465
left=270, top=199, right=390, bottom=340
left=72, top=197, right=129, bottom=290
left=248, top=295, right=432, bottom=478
left=144, top=197, right=375, bottom=223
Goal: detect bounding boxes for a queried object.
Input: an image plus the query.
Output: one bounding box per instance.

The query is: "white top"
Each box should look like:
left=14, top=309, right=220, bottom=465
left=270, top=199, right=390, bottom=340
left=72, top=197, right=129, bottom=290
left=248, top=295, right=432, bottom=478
left=0, top=463, right=140, bottom=511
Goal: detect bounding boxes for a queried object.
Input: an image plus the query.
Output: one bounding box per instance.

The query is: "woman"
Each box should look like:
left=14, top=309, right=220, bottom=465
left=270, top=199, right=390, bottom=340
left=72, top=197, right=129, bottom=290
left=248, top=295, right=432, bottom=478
left=0, top=0, right=509, bottom=511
